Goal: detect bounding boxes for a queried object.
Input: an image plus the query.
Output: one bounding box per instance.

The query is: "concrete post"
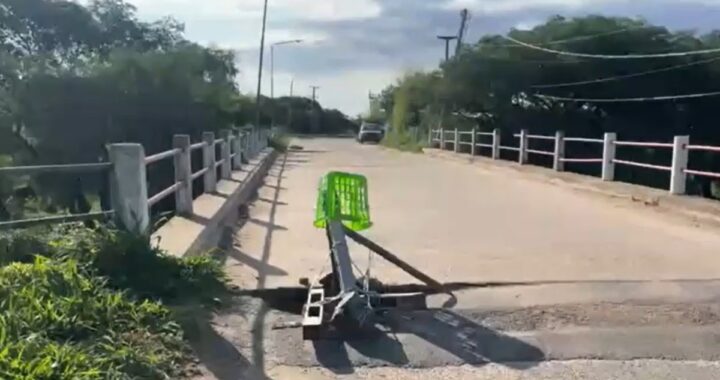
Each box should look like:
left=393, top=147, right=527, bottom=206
left=202, top=132, right=217, bottom=193
left=439, top=128, right=445, bottom=150
left=232, top=130, right=243, bottom=169
left=454, top=129, right=460, bottom=153
left=602, top=132, right=617, bottom=181
left=173, top=135, right=193, bottom=216
left=492, top=128, right=500, bottom=160
left=518, top=129, right=529, bottom=165
left=220, top=130, right=232, bottom=179
left=470, top=127, right=477, bottom=156
left=554, top=130, right=565, bottom=172
left=107, top=144, right=149, bottom=234
left=670, top=135, right=689, bottom=195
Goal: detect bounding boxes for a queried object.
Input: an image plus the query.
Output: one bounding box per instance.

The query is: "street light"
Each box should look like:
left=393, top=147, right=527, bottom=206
left=255, top=0, right=270, bottom=129
left=271, top=39, right=302, bottom=100
left=270, top=39, right=302, bottom=127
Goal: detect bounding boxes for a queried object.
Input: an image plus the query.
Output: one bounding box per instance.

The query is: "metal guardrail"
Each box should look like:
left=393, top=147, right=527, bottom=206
left=0, top=127, right=271, bottom=231
left=430, top=128, right=720, bottom=196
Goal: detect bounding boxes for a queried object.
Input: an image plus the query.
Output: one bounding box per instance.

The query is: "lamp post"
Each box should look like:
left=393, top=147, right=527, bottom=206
left=270, top=39, right=302, bottom=128
left=254, top=0, right=269, bottom=129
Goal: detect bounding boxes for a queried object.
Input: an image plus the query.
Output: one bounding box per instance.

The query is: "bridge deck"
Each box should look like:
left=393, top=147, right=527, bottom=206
left=229, top=137, right=720, bottom=291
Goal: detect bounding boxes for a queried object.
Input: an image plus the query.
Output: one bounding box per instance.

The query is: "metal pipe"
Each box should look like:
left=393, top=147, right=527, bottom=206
left=148, top=182, right=182, bottom=207
left=565, top=137, right=604, bottom=143
left=612, top=159, right=671, bottom=171
left=526, top=149, right=554, bottom=156
left=0, top=211, right=114, bottom=230
left=0, top=162, right=111, bottom=175
left=614, top=141, right=673, bottom=148
left=684, top=168, right=720, bottom=179
left=687, top=144, right=720, bottom=152
left=145, top=149, right=180, bottom=165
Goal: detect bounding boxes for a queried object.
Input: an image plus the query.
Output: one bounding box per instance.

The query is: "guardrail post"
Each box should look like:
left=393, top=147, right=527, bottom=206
left=554, top=130, right=565, bottom=172
left=454, top=129, right=460, bottom=153
left=439, top=128, right=445, bottom=150
left=602, top=132, right=616, bottom=181
left=232, top=130, right=243, bottom=169
left=670, top=135, right=689, bottom=195
left=518, top=129, right=529, bottom=165
left=220, top=130, right=232, bottom=179
left=107, top=144, right=149, bottom=233
left=470, top=127, right=477, bottom=156
left=173, top=135, right=193, bottom=216
left=492, top=128, right=500, bottom=160
left=202, top=132, right=217, bottom=193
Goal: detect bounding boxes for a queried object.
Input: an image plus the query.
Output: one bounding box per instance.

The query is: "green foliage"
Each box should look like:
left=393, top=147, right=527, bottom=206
left=377, top=15, right=720, bottom=194
left=381, top=130, right=424, bottom=153
left=0, top=225, right=228, bottom=379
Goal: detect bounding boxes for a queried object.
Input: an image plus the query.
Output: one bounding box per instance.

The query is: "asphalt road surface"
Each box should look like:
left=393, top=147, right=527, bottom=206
left=193, top=137, right=720, bottom=380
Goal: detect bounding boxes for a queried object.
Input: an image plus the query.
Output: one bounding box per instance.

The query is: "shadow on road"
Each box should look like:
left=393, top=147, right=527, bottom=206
left=307, top=308, right=543, bottom=374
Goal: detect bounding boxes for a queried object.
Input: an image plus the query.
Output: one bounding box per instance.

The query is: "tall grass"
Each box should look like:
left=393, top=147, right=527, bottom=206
left=0, top=225, right=228, bottom=379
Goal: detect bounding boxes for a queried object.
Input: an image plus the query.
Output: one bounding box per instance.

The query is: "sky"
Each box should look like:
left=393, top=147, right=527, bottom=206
left=124, top=0, right=720, bottom=116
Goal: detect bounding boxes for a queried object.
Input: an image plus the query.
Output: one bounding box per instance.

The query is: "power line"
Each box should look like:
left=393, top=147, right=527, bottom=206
left=542, top=26, right=653, bottom=45
left=494, top=26, right=653, bottom=48
left=535, top=90, right=720, bottom=103
left=503, top=35, right=720, bottom=59
left=532, top=56, right=720, bottom=88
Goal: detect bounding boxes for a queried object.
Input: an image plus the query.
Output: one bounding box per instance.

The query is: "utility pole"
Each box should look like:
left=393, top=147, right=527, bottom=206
left=309, top=85, right=320, bottom=133
left=290, top=78, right=294, bottom=97
left=455, top=9, right=470, bottom=56
left=254, top=0, right=269, bottom=129
left=437, top=35, right=457, bottom=62
left=310, top=85, right=319, bottom=104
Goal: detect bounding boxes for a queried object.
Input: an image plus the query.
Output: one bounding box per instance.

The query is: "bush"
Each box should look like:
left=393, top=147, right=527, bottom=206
left=0, top=225, right=229, bottom=379
left=381, top=130, right=424, bottom=153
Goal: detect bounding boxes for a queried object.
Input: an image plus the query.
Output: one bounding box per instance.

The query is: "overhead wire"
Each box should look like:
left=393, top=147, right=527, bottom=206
left=503, top=35, right=720, bottom=59
left=531, top=55, right=720, bottom=88
left=535, top=91, right=720, bottom=103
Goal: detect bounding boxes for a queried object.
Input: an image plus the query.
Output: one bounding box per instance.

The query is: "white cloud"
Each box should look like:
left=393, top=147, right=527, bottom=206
left=128, top=0, right=381, bottom=21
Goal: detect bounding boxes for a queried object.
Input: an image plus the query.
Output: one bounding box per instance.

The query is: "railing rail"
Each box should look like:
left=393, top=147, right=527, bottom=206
left=430, top=128, right=719, bottom=196
left=145, top=148, right=180, bottom=165
left=0, top=162, right=111, bottom=175
left=0, top=127, right=270, bottom=231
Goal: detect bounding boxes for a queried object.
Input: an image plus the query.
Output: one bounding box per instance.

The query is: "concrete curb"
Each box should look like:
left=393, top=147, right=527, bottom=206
left=154, top=148, right=278, bottom=257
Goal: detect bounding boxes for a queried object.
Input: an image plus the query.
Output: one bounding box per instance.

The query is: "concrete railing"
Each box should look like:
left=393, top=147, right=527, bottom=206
left=430, top=128, right=720, bottom=196
left=0, top=127, right=270, bottom=232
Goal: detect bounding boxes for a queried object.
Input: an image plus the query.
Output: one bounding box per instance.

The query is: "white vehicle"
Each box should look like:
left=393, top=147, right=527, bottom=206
left=357, top=122, right=385, bottom=143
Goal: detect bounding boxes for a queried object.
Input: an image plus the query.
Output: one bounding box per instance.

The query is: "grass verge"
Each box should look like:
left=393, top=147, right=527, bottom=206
left=0, top=225, right=228, bottom=379
left=381, top=130, right=424, bottom=153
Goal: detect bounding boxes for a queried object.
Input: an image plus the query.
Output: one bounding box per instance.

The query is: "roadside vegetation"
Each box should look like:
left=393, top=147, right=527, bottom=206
left=0, top=225, right=228, bottom=379
left=373, top=15, right=720, bottom=197
left=0, top=0, right=355, bottom=221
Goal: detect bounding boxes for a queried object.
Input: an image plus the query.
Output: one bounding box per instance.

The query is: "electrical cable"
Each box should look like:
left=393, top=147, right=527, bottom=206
left=532, top=55, right=720, bottom=88
left=536, top=90, right=720, bottom=103
left=503, top=35, right=720, bottom=59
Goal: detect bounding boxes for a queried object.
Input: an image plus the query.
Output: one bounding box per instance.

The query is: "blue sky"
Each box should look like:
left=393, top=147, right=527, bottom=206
left=124, top=0, right=720, bottom=115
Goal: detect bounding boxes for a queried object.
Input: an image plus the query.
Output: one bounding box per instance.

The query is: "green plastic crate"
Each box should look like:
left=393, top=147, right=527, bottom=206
left=314, top=171, right=372, bottom=231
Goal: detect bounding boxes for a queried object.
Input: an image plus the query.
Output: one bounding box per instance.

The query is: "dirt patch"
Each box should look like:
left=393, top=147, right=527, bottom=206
left=466, top=302, right=720, bottom=332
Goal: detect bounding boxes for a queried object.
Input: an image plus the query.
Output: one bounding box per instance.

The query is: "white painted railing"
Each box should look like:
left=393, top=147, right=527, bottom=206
left=0, top=127, right=271, bottom=232
left=430, top=128, right=720, bottom=196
